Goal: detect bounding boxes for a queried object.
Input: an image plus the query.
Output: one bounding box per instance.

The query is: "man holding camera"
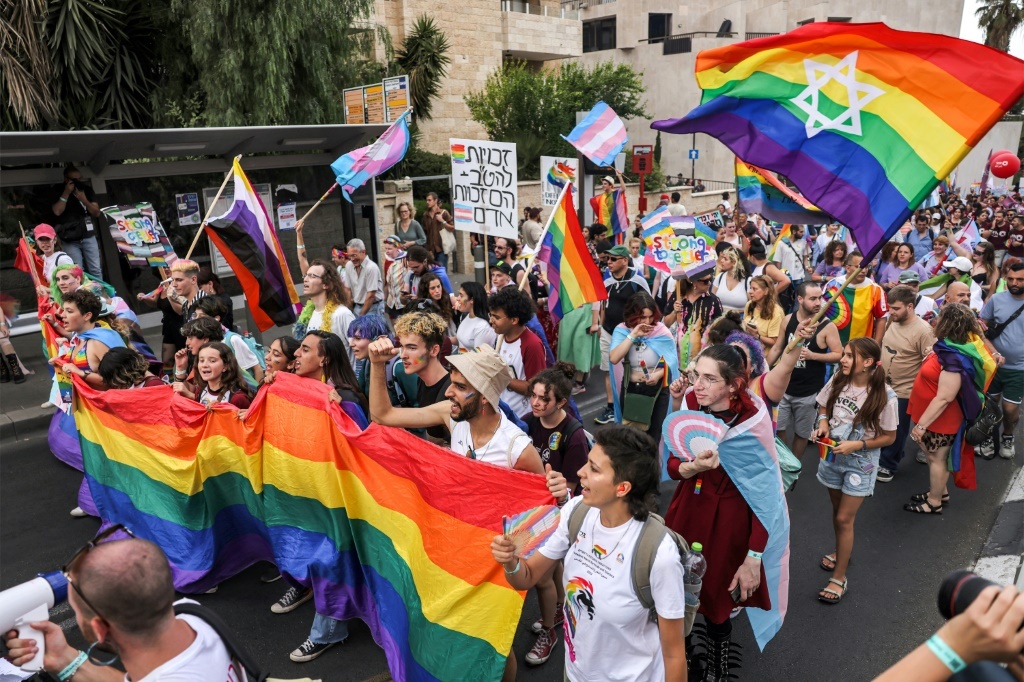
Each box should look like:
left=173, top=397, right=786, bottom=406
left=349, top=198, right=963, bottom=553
left=4, top=532, right=237, bottom=680
left=50, top=164, right=103, bottom=279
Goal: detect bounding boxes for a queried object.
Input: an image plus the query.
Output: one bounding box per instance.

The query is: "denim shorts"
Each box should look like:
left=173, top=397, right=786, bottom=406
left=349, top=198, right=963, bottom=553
left=816, top=448, right=880, bottom=497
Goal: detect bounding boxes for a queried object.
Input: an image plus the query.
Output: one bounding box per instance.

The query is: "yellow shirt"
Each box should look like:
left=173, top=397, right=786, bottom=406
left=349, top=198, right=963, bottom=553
left=747, top=304, right=785, bottom=340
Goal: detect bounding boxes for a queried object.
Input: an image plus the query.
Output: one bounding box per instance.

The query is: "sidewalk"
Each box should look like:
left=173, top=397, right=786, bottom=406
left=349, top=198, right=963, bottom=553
left=973, top=464, right=1024, bottom=590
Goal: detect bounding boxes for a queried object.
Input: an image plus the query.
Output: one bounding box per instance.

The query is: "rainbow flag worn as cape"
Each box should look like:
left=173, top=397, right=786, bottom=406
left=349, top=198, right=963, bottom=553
left=652, top=23, right=1024, bottom=263
left=207, top=159, right=301, bottom=331
left=76, top=373, right=552, bottom=682
left=538, top=184, right=608, bottom=323
left=735, top=159, right=827, bottom=225
left=823, top=278, right=887, bottom=345
left=933, top=336, right=996, bottom=490
left=590, top=189, right=629, bottom=245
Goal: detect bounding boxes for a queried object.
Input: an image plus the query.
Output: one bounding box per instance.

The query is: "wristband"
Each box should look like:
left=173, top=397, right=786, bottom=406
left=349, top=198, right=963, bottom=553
left=296, top=243, right=305, bottom=249
left=504, top=558, right=521, bottom=575
left=59, top=196, right=68, bottom=203
left=58, top=651, right=88, bottom=681
left=817, top=414, right=829, bottom=422
left=747, top=550, right=763, bottom=561
left=925, top=634, right=966, bottom=674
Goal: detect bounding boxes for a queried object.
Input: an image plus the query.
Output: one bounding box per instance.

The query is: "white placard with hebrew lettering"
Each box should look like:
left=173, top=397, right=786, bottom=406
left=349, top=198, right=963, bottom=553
left=450, top=138, right=518, bottom=240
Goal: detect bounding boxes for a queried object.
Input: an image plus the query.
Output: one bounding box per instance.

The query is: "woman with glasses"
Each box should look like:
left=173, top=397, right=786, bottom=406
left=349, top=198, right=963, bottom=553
left=394, top=201, right=426, bottom=250
left=971, top=241, right=999, bottom=299
left=663, top=344, right=789, bottom=680
left=608, top=292, right=680, bottom=445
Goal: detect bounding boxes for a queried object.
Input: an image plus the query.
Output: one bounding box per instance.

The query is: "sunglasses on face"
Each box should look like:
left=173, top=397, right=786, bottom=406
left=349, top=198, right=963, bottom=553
left=63, top=524, right=136, bottom=621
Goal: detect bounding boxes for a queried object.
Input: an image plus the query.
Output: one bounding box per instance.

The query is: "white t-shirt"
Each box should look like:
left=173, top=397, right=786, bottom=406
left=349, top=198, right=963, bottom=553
left=308, top=305, right=355, bottom=363
left=713, top=271, right=749, bottom=312
left=538, top=498, right=687, bottom=682
left=456, top=316, right=497, bottom=352
left=131, top=603, right=242, bottom=681
left=666, top=203, right=688, bottom=216
left=225, top=334, right=259, bottom=370
left=449, top=413, right=530, bottom=469
left=43, top=251, right=74, bottom=283
left=497, top=335, right=530, bottom=417
left=816, top=376, right=899, bottom=440
left=775, top=238, right=807, bottom=280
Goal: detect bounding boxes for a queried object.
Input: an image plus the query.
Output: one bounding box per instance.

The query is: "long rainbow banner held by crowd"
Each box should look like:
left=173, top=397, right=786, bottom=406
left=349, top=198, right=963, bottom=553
left=74, top=374, right=553, bottom=682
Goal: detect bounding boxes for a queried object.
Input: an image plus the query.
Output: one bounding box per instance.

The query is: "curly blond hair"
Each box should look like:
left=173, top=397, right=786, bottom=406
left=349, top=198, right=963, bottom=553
left=393, top=311, right=448, bottom=348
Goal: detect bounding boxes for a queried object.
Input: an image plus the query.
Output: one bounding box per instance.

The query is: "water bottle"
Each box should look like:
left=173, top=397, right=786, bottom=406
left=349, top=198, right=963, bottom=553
left=685, top=542, right=707, bottom=585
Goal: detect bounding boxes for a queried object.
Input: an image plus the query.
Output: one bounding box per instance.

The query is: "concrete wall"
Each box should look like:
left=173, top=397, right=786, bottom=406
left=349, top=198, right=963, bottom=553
left=955, top=120, right=1024, bottom=190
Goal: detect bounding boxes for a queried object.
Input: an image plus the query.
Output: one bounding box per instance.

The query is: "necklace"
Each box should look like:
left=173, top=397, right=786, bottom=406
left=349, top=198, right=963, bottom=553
left=468, top=415, right=502, bottom=460
left=591, top=514, right=630, bottom=561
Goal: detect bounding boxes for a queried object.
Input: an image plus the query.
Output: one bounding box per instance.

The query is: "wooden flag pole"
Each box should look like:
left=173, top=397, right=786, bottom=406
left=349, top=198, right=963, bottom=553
left=782, top=265, right=862, bottom=353
left=297, top=183, right=339, bottom=225
left=517, top=182, right=572, bottom=292
left=183, top=155, right=240, bottom=261
left=19, top=223, right=43, bottom=293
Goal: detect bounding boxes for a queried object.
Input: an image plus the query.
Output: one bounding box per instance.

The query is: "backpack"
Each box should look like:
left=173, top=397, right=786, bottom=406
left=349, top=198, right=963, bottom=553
left=224, top=330, right=266, bottom=370
left=523, top=414, right=595, bottom=455
left=774, top=435, right=802, bottom=492
left=386, top=356, right=413, bottom=407
left=567, top=503, right=690, bottom=626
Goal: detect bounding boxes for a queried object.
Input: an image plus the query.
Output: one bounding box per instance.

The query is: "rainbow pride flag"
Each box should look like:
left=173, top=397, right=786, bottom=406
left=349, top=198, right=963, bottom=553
left=823, top=278, right=888, bottom=345
left=590, top=189, right=629, bottom=244
left=77, top=373, right=553, bottom=681
left=538, top=183, right=608, bottom=322
left=652, top=23, right=1024, bottom=263
left=735, top=159, right=827, bottom=225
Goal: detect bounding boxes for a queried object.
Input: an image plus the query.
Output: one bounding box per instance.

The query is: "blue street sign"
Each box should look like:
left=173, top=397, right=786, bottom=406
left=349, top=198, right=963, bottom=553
left=688, top=149, right=699, bottom=160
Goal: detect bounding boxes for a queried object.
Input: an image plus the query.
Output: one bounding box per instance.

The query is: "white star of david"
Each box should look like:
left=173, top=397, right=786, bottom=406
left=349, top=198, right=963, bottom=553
left=790, top=51, right=885, bottom=139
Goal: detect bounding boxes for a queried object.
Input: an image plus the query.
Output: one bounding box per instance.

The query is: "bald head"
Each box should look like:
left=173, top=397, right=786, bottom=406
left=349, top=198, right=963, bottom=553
left=74, top=538, right=175, bottom=636
left=945, top=281, right=971, bottom=306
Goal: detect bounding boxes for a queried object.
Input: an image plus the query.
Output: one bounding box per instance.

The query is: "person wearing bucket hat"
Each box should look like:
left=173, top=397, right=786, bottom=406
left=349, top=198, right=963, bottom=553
left=366, top=337, right=543, bottom=473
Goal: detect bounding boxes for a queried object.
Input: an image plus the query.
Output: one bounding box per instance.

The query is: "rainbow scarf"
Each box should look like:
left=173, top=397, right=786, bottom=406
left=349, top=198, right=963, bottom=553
left=590, top=189, right=629, bottom=244
left=538, top=184, right=608, bottom=323
left=76, top=373, right=552, bottom=681
left=652, top=22, right=1024, bottom=264
left=609, top=322, right=680, bottom=425
left=933, top=336, right=996, bottom=490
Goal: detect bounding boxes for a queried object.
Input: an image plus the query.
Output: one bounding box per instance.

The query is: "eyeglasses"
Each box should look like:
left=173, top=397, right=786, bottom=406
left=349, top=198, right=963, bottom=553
left=303, top=272, right=323, bottom=280
left=696, top=278, right=713, bottom=284
left=63, top=524, right=136, bottom=621
left=974, top=251, right=985, bottom=256
left=685, top=370, right=723, bottom=387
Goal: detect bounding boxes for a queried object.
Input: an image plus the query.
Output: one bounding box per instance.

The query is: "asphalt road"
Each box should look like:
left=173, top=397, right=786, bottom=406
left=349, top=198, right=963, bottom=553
left=1, top=368, right=1020, bottom=681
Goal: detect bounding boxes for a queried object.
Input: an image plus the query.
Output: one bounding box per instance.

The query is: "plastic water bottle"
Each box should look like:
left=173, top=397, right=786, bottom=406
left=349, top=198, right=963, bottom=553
left=685, top=542, right=707, bottom=585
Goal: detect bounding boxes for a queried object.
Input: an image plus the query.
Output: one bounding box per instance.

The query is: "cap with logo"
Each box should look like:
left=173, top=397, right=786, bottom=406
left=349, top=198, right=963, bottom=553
left=898, top=270, right=921, bottom=283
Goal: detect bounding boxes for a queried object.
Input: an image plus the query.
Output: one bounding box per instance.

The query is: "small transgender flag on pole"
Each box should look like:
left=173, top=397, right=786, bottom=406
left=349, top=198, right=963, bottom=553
left=331, top=109, right=412, bottom=201
left=562, top=101, right=628, bottom=167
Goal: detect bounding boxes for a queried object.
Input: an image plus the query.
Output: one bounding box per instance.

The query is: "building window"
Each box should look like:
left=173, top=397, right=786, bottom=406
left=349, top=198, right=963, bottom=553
left=583, top=17, right=616, bottom=52
left=826, top=16, right=852, bottom=21
left=797, top=18, right=815, bottom=25
left=648, top=13, right=671, bottom=43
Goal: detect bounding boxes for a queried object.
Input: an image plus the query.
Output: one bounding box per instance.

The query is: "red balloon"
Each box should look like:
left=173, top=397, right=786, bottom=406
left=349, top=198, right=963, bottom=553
left=990, top=150, right=1021, bottom=179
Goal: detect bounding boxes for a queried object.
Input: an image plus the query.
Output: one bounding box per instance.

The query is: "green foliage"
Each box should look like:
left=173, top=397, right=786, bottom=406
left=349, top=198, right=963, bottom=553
left=396, top=15, right=451, bottom=121
left=1, top=0, right=57, bottom=130
left=975, top=0, right=1024, bottom=52
left=465, top=59, right=647, bottom=171
left=654, top=131, right=662, bottom=165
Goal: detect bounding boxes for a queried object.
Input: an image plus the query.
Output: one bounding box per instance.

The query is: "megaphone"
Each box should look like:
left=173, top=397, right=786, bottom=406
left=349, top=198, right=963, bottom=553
left=0, top=572, right=68, bottom=672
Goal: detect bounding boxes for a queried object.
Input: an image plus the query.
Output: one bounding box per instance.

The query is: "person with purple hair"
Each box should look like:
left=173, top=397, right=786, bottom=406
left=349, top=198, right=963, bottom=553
left=347, top=313, right=393, bottom=397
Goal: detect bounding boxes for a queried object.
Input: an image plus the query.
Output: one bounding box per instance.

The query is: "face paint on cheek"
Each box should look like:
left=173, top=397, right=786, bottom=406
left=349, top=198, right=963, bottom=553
left=407, top=354, right=427, bottom=366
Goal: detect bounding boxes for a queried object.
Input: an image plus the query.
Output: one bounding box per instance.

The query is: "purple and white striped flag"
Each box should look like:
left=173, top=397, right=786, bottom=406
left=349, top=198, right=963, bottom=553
left=331, top=110, right=412, bottom=201
left=562, top=101, right=628, bottom=167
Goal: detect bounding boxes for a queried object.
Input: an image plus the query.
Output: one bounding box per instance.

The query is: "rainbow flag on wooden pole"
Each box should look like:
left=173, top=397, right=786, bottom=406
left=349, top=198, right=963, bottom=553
left=77, top=373, right=553, bottom=681
left=536, top=183, right=608, bottom=322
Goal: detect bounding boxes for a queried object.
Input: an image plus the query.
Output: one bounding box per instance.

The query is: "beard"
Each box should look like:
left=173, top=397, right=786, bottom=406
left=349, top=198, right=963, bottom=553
left=451, top=394, right=482, bottom=422
left=1008, top=285, right=1024, bottom=296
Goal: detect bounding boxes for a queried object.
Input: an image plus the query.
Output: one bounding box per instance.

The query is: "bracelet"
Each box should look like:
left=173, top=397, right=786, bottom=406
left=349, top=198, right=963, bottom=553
left=58, top=651, right=88, bottom=681
left=925, top=634, right=966, bottom=673
left=504, top=558, right=521, bottom=575
left=296, top=243, right=305, bottom=249
left=816, top=414, right=829, bottom=422
left=59, top=196, right=68, bottom=203
left=747, top=549, right=763, bottom=561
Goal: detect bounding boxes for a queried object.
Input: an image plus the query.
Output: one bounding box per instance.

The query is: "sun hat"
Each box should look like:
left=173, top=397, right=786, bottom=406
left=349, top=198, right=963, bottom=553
left=446, top=345, right=513, bottom=411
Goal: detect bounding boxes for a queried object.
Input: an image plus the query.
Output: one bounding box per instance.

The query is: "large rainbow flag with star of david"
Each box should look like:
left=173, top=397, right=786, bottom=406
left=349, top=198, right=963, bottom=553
left=652, top=22, right=1024, bottom=263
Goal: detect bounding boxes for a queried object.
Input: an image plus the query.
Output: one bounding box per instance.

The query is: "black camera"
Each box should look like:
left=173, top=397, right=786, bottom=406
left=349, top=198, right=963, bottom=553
left=70, top=178, right=87, bottom=192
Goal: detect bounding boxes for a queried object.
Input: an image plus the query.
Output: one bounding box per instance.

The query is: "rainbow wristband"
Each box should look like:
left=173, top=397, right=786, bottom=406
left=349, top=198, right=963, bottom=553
left=925, top=634, right=966, bottom=674
left=59, top=651, right=88, bottom=681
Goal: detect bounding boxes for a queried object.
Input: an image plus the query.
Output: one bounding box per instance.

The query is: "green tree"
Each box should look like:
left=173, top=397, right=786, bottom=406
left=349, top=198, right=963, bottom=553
left=1, top=0, right=57, bottom=130
left=465, top=60, right=647, bottom=176
left=395, top=15, right=451, bottom=121
left=976, top=0, right=1024, bottom=52
left=654, top=130, right=662, bottom=165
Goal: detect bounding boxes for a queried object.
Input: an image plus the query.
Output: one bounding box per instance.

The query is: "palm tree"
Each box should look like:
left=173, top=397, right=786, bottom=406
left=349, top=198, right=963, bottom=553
left=0, top=0, right=56, bottom=130
left=976, top=0, right=1024, bottom=52
left=395, top=15, right=451, bottom=121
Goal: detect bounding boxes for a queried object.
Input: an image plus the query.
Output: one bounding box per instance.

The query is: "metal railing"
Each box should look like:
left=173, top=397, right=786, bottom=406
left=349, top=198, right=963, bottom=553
left=744, top=31, right=780, bottom=39
left=502, top=1, right=581, bottom=19
left=560, top=0, right=615, bottom=9
left=664, top=178, right=736, bottom=193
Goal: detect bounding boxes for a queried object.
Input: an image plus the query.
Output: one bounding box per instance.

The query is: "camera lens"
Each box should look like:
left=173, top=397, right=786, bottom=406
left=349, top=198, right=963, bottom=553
left=938, top=569, right=999, bottom=619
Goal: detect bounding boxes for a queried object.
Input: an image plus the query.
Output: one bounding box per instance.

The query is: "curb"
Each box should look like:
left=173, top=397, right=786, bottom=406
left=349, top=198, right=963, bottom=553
left=0, top=405, right=53, bottom=443
left=973, top=464, right=1024, bottom=589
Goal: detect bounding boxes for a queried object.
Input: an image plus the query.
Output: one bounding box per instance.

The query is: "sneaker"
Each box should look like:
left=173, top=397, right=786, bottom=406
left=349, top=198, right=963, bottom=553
left=289, top=638, right=337, bottom=663
left=530, top=604, right=564, bottom=634
left=41, top=401, right=54, bottom=409
left=978, top=439, right=997, bottom=460
left=69, top=506, right=88, bottom=518
left=271, top=586, right=312, bottom=614
left=260, top=569, right=282, bottom=583
left=876, top=467, right=894, bottom=483
left=915, top=450, right=928, bottom=464
left=203, top=586, right=219, bottom=594
left=999, top=436, right=1015, bottom=460
left=525, top=627, right=558, bottom=666
left=571, top=381, right=587, bottom=396
left=594, top=408, right=615, bottom=425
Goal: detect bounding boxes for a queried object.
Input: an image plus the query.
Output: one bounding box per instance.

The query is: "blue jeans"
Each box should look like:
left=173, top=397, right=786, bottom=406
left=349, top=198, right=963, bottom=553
left=63, top=236, right=102, bottom=280
left=879, top=397, right=911, bottom=472
left=310, top=613, right=349, bottom=645
left=434, top=251, right=448, bottom=269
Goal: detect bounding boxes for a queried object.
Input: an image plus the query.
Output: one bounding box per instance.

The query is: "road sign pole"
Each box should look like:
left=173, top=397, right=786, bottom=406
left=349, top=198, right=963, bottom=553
left=690, top=133, right=696, bottom=184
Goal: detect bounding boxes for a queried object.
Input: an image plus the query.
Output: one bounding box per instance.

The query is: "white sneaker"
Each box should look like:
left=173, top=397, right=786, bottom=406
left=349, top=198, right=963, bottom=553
left=69, top=506, right=88, bottom=518
left=978, top=439, right=997, bottom=460
left=41, top=401, right=54, bottom=409
left=999, top=436, right=1015, bottom=460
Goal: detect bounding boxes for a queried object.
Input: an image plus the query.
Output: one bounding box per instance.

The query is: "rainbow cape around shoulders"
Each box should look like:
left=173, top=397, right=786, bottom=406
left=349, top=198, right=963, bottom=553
left=609, top=322, right=680, bottom=425
left=590, top=189, right=629, bottom=244
left=933, top=335, right=996, bottom=490
left=75, top=373, right=553, bottom=681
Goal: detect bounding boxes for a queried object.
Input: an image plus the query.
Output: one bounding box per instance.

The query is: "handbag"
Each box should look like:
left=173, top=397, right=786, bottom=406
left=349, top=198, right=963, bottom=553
left=965, top=393, right=1003, bottom=446
left=620, top=363, right=663, bottom=428
left=56, top=216, right=88, bottom=242
left=438, top=210, right=457, bottom=254
left=774, top=435, right=803, bottom=492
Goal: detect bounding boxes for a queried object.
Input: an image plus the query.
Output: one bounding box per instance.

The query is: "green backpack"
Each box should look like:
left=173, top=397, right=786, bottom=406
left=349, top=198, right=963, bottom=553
left=775, top=435, right=802, bottom=493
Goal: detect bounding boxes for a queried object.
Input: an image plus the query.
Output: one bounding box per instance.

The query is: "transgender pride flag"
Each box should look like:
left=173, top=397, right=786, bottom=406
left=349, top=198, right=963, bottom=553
left=332, top=110, right=411, bottom=201
left=562, top=101, right=628, bottom=167
left=207, top=159, right=301, bottom=331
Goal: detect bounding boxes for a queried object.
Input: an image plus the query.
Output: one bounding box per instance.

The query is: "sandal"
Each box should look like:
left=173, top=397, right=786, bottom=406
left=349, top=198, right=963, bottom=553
left=818, top=577, right=848, bottom=604
left=903, top=500, right=943, bottom=514
left=819, top=553, right=836, bottom=571
left=910, top=491, right=950, bottom=504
